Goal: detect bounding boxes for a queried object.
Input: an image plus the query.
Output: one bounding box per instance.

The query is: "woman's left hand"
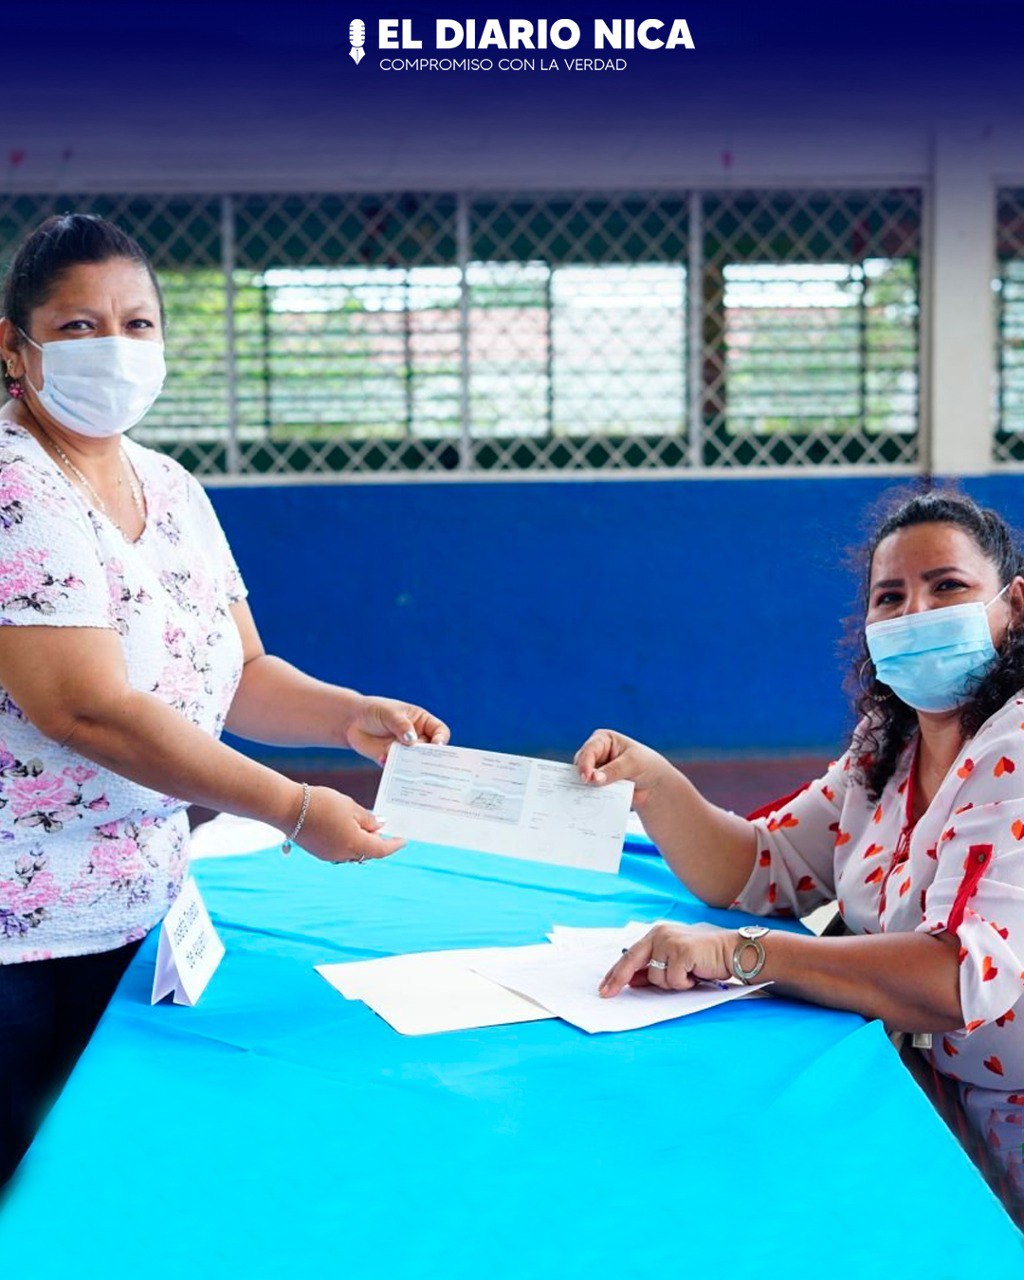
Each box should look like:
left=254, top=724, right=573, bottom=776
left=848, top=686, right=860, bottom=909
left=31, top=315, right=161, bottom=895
left=346, top=695, right=451, bottom=765
left=599, top=922, right=738, bottom=998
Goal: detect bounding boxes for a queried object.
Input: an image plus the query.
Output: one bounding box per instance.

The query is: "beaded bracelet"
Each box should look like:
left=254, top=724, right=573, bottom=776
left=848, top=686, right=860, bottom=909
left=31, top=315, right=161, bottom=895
left=281, top=782, right=311, bottom=856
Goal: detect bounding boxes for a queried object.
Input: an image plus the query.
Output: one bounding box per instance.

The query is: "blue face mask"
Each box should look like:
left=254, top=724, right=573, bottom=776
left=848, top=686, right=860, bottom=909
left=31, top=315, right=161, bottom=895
left=865, top=585, right=1011, bottom=713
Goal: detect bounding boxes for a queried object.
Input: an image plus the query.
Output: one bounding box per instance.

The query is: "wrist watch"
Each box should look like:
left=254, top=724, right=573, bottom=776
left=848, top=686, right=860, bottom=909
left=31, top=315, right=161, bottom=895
left=731, top=924, right=770, bottom=983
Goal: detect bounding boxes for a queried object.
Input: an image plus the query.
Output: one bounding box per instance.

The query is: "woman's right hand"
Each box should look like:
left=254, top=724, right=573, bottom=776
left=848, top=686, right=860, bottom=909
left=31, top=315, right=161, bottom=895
left=573, top=729, right=674, bottom=808
left=295, top=785, right=405, bottom=864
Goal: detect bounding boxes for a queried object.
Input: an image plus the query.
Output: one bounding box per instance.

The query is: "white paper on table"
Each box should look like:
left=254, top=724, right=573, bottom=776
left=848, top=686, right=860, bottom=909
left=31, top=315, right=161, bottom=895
left=546, top=919, right=734, bottom=949
left=315, top=945, right=555, bottom=1036
left=151, top=876, right=225, bottom=1007
left=190, top=812, right=286, bottom=860
left=625, top=810, right=647, bottom=838
left=373, top=743, right=634, bottom=873
left=547, top=923, right=652, bottom=950
left=471, top=940, right=770, bottom=1034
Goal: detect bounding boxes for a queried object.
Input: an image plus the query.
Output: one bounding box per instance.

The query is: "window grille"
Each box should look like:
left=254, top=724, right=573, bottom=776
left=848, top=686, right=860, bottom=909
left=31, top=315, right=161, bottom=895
left=0, top=188, right=922, bottom=477
left=700, top=190, right=920, bottom=468
left=995, top=188, right=1024, bottom=463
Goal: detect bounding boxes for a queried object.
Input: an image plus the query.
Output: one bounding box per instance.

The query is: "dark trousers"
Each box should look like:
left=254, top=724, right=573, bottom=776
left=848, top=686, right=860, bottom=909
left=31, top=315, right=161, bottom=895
left=0, top=940, right=142, bottom=1192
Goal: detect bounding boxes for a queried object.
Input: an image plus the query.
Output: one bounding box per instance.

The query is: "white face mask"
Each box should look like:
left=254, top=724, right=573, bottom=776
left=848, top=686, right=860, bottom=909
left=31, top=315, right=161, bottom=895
left=19, top=329, right=166, bottom=438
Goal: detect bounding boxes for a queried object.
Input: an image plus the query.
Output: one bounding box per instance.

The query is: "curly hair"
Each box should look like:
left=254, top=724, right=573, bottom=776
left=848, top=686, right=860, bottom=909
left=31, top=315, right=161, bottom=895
left=846, top=486, right=1024, bottom=800
left=2, top=212, right=164, bottom=399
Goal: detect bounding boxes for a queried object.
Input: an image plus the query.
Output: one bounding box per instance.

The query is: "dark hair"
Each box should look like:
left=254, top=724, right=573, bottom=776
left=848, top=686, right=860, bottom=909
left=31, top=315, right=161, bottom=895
left=847, top=486, right=1024, bottom=799
left=2, top=213, right=165, bottom=398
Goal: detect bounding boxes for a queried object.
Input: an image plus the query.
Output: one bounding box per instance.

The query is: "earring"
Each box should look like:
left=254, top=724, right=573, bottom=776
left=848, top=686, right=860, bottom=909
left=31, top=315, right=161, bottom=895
left=4, top=366, right=23, bottom=398
left=858, top=658, right=892, bottom=698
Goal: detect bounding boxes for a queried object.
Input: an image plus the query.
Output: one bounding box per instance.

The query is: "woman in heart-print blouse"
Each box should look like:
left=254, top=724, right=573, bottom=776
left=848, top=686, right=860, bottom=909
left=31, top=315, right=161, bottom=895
left=577, top=488, right=1024, bottom=1224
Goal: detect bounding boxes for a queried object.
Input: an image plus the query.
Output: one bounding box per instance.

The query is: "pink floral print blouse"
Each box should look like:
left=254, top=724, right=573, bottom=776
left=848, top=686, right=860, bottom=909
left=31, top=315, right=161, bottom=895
left=0, top=422, right=246, bottom=964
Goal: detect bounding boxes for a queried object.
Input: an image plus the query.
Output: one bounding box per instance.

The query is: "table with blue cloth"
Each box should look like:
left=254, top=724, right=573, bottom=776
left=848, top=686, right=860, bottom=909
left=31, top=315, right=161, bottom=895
left=0, top=838, right=1021, bottom=1277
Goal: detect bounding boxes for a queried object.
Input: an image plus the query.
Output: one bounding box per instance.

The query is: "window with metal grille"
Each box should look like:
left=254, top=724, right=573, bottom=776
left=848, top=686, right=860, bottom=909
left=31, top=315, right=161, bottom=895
left=995, top=188, right=1024, bottom=463
left=723, top=262, right=916, bottom=434
left=0, top=188, right=921, bottom=477
left=699, top=190, right=920, bottom=468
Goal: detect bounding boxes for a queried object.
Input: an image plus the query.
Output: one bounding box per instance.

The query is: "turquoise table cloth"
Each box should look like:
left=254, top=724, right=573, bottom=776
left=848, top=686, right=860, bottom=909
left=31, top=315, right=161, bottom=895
left=1, top=839, right=1021, bottom=1278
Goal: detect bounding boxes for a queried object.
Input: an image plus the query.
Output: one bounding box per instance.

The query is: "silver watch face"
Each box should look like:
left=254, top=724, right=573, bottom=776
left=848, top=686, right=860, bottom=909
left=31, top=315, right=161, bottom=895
left=739, top=924, right=769, bottom=940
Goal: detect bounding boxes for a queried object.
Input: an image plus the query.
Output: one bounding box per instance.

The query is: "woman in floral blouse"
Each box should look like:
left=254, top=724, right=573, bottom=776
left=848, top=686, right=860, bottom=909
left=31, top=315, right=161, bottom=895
left=577, top=489, right=1024, bottom=1220
left=0, top=213, right=448, bottom=1187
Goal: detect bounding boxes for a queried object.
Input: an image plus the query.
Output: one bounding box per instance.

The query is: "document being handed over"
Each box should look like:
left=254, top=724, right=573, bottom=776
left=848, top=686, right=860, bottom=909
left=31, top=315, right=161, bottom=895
left=374, top=743, right=634, bottom=873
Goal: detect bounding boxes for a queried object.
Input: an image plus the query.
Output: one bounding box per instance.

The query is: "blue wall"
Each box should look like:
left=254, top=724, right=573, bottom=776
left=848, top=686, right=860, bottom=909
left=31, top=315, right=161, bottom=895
left=206, top=475, right=1024, bottom=762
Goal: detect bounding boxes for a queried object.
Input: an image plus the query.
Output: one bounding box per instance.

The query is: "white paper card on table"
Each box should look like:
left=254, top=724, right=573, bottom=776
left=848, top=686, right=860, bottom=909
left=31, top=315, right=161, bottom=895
left=151, top=875, right=225, bottom=1007
left=315, top=945, right=554, bottom=1035
left=471, top=941, right=769, bottom=1034
left=374, top=743, right=634, bottom=873
left=625, top=810, right=647, bottom=838
left=547, top=921, right=657, bottom=950
left=547, top=920, right=732, bottom=949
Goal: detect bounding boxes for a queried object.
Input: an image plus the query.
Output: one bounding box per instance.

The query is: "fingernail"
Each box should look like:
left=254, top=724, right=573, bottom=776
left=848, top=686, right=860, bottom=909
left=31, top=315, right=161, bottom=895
left=375, top=816, right=387, bottom=827
left=378, top=756, right=387, bottom=767
left=594, top=770, right=606, bottom=784
left=402, top=730, right=416, bottom=744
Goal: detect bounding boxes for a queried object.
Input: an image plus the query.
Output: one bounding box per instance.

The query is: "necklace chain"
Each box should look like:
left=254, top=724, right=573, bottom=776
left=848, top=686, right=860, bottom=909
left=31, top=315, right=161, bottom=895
left=38, top=428, right=145, bottom=533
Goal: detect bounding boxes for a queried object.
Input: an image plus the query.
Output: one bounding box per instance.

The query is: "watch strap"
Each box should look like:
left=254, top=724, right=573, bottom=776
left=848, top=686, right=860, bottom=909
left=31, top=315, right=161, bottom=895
left=731, top=933, right=767, bottom=983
